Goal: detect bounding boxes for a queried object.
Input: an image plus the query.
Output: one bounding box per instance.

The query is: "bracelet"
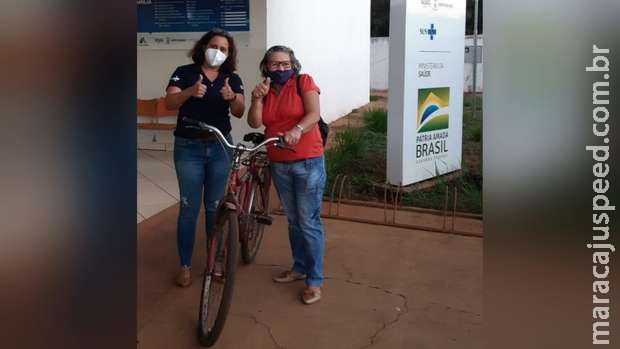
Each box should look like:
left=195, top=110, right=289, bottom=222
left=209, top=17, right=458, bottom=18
left=295, top=124, right=304, bottom=132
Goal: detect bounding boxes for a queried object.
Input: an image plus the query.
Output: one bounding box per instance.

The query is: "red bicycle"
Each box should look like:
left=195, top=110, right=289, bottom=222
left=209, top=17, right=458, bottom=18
left=182, top=117, right=292, bottom=347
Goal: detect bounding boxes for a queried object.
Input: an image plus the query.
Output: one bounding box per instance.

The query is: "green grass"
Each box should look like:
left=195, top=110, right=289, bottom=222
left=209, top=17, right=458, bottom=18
left=325, top=127, right=386, bottom=198
left=363, top=109, right=388, bottom=134
left=463, top=109, right=482, bottom=142
left=397, top=171, right=482, bottom=214
left=463, top=94, right=483, bottom=110
left=471, top=126, right=481, bottom=142
left=400, top=182, right=449, bottom=211
left=457, top=174, right=482, bottom=213
left=325, top=105, right=482, bottom=214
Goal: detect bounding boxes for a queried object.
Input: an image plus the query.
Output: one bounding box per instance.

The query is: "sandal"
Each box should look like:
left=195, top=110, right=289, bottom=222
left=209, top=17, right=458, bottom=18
left=273, top=270, right=306, bottom=283
left=301, top=287, right=322, bottom=305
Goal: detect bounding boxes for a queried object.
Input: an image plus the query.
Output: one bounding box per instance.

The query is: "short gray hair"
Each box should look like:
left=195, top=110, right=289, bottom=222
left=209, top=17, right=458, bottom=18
left=259, top=45, right=302, bottom=78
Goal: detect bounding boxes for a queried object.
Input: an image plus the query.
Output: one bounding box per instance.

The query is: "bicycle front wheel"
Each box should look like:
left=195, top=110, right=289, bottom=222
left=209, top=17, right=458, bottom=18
left=240, top=166, right=271, bottom=264
left=198, top=209, right=238, bottom=347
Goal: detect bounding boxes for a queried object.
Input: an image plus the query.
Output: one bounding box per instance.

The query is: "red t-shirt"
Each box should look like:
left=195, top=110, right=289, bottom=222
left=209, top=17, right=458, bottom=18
left=262, top=74, right=323, bottom=162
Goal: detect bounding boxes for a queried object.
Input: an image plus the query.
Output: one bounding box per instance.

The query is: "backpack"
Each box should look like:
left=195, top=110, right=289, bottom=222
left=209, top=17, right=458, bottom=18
left=295, top=74, right=329, bottom=146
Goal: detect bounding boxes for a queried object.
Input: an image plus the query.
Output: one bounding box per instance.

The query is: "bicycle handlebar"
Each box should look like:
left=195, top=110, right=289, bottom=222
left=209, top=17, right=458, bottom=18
left=182, top=117, right=295, bottom=154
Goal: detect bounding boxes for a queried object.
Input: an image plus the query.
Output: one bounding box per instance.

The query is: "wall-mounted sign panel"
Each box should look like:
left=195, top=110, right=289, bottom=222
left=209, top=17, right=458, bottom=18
left=137, top=0, right=249, bottom=50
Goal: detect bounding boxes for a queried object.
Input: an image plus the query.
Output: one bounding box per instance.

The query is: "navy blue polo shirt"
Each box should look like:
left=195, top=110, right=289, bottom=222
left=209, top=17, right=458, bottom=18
left=167, top=64, right=244, bottom=139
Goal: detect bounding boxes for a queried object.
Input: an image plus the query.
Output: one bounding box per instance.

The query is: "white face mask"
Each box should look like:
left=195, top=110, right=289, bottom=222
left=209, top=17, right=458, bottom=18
left=205, top=48, right=227, bottom=67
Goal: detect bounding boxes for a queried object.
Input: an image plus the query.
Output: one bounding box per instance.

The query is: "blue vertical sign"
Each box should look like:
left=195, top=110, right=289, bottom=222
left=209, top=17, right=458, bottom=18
left=137, top=0, right=250, bottom=33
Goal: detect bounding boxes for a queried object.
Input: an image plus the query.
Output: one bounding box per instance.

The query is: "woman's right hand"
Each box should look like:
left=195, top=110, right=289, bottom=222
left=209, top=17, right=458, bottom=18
left=251, top=77, right=271, bottom=100
left=191, top=75, right=207, bottom=98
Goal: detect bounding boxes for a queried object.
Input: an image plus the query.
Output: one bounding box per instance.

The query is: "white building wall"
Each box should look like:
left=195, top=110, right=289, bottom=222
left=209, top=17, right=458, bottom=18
left=370, top=37, right=390, bottom=90
left=266, top=0, right=371, bottom=122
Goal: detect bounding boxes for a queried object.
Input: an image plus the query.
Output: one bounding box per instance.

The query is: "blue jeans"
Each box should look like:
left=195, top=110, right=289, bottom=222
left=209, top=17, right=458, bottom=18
left=270, top=155, right=326, bottom=287
left=173, top=136, right=232, bottom=267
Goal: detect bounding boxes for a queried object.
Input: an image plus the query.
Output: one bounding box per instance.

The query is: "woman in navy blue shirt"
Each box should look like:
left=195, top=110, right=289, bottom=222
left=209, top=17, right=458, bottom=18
left=165, top=29, right=245, bottom=287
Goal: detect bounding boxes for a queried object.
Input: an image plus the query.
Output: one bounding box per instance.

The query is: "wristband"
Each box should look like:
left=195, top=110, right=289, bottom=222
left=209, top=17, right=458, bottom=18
left=295, top=124, right=304, bottom=132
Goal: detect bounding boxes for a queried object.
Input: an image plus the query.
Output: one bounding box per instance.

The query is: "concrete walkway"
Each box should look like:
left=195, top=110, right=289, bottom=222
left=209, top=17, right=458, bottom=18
left=138, top=204, right=482, bottom=349
left=137, top=149, right=178, bottom=223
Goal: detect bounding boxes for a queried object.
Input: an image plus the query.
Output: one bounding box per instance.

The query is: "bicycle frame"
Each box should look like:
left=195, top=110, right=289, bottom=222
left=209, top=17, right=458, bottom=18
left=181, top=116, right=279, bottom=214
left=206, top=147, right=245, bottom=274
left=181, top=117, right=290, bottom=274
left=207, top=149, right=269, bottom=271
left=241, top=150, right=269, bottom=202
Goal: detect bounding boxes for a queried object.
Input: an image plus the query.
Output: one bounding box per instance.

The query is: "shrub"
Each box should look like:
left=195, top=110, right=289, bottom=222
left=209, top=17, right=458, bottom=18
left=325, top=128, right=386, bottom=198
left=363, top=108, right=388, bottom=134
left=472, top=125, right=481, bottom=142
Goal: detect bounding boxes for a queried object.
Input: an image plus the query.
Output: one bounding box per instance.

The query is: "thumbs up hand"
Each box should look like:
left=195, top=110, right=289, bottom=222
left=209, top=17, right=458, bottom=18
left=191, top=74, right=207, bottom=98
left=220, top=77, right=236, bottom=102
left=251, top=77, right=271, bottom=100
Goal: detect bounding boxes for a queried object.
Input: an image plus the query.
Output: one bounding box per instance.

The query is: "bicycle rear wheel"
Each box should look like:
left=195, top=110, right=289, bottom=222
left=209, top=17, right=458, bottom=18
left=240, top=166, right=271, bottom=264
left=198, top=209, right=238, bottom=347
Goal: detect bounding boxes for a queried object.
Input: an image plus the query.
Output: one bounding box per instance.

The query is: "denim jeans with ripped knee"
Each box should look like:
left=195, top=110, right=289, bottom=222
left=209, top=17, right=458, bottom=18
left=173, top=135, right=232, bottom=267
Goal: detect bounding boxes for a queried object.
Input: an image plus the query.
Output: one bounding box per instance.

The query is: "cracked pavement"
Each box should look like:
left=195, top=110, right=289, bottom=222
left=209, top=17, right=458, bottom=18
left=138, top=203, right=482, bottom=349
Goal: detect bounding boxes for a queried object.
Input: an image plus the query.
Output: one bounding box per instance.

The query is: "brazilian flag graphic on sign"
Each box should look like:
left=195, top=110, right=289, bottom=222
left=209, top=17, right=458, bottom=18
left=417, top=87, right=450, bottom=133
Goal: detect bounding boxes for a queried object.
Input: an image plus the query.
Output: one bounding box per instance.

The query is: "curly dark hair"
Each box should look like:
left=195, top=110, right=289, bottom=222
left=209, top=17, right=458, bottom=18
left=189, top=29, right=237, bottom=73
left=259, top=45, right=302, bottom=78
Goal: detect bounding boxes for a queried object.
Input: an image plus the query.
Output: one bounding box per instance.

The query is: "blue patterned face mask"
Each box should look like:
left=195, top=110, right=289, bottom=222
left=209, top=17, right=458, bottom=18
left=268, top=69, right=295, bottom=85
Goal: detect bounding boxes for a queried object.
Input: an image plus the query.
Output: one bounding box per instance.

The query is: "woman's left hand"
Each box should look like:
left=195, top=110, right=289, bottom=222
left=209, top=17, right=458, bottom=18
left=220, top=78, right=236, bottom=101
left=282, top=127, right=302, bottom=145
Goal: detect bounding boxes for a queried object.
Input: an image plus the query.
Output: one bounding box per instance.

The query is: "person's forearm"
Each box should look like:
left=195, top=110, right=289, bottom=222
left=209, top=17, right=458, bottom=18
left=229, top=95, right=245, bottom=118
left=248, top=98, right=263, bottom=128
left=165, top=88, right=192, bottom=110
left=295, top=111, right=320, bottom=133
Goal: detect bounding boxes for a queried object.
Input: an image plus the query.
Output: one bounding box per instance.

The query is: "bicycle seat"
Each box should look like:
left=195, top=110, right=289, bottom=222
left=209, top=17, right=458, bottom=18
left=243, top=132, right=266, bottom=145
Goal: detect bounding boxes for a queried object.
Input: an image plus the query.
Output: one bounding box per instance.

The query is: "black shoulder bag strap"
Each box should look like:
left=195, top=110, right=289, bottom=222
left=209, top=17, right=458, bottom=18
left=295, top=74, right=329, bottom=146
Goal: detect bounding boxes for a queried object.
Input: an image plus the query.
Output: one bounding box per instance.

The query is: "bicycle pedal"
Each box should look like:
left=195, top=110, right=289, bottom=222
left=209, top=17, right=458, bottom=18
left=255, top=215, right=273, bottom=226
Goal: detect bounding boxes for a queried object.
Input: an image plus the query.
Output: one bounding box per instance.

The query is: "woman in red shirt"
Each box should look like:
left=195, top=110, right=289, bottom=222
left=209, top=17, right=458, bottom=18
left=248, top=45, right=325, bottom=305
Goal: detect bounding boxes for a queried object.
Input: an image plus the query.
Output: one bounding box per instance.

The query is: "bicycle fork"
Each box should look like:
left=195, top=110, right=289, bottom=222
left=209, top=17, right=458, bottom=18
left=206, top=202, right=236, bottom=275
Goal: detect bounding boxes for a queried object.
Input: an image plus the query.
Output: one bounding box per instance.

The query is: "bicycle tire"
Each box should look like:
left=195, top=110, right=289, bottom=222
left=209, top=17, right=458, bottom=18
left=240, top=166, right=271, bottom=264
left=197, top=209, right=238, bottom=347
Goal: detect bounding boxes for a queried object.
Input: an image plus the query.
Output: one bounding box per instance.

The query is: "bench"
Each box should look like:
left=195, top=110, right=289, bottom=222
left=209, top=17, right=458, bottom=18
left=137, top=98, right=177, bottom=145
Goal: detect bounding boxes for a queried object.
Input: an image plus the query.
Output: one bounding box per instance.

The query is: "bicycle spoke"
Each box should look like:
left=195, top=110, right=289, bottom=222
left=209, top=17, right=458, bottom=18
left=200, top=216, right=230, bottom=335
left=241, top=168, right=270, bottom=264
